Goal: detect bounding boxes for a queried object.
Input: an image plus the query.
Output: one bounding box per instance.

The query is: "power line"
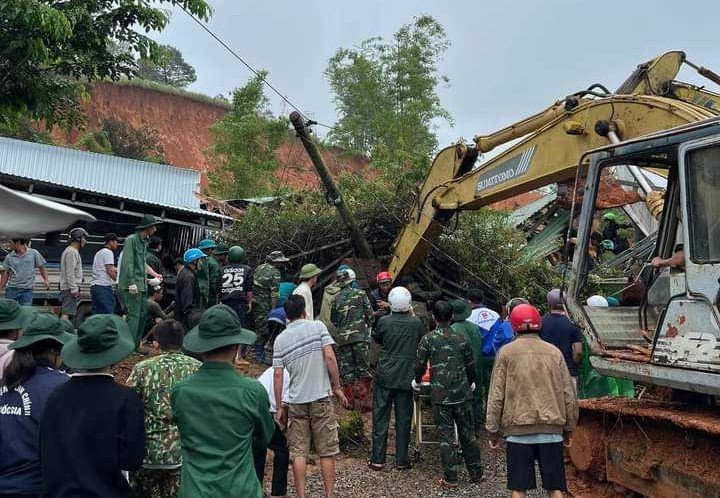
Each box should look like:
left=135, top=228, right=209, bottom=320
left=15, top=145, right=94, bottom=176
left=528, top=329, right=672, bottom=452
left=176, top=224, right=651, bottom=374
left=179, top=5, right=335, bottom=129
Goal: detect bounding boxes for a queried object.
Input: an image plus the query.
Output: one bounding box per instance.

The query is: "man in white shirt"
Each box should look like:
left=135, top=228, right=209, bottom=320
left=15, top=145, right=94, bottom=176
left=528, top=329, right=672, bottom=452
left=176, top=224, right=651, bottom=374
left=292, top=263, right=321, bottom=320
left=467, top=289, right=501, bottom=333
left=91, top=233, right=119, bottom=315
left=255, top=367, right=290, bottom=498
left=273, top=295, right=347, bottom=498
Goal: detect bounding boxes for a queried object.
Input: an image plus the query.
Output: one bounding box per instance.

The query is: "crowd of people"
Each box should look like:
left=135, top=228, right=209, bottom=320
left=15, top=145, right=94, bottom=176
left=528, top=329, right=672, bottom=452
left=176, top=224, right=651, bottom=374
left=0, top=213, right=585, bottom=498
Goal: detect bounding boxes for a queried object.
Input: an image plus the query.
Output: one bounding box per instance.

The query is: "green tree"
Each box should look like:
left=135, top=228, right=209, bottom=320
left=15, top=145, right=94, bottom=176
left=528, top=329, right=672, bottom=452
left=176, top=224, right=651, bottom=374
left=76, top=119, right=165, bottom=163
left=0, top=0, right=211, bottom=128
left=136, top=44, right=197, bottom=88
left=209, top=71, right=289, bottom=199
left=325, top=15, right=452, bottom=189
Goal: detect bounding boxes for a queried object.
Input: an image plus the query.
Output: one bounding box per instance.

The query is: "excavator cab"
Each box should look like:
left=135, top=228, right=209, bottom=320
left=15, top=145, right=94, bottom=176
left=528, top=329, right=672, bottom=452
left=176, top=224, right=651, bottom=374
left=566, top=117, right=720, bottom=396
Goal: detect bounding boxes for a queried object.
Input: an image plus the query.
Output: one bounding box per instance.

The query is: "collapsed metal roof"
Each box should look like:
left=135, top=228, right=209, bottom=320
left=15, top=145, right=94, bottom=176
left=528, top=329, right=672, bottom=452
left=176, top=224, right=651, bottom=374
left=0, top=136, right=217, bottom=218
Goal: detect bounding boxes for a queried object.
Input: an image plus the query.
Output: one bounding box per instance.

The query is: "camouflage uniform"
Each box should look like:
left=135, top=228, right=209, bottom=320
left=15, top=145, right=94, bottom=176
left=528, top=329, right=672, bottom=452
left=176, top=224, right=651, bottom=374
left=252, top=262, right=281, bottom=345
left=127, top=352, right=202, bottom=498
left=414, top=325, right=483, bottom=483
left=451, top=320, right=485, bottom=436
left=132, top=468, right=180, bottom=498
left=331, top=280, right=374, bottom=382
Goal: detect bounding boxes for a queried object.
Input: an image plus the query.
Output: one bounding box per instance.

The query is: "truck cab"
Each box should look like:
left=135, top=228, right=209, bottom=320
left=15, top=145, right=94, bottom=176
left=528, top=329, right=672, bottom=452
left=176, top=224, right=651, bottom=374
left=566, top=117, right=720, bottom=396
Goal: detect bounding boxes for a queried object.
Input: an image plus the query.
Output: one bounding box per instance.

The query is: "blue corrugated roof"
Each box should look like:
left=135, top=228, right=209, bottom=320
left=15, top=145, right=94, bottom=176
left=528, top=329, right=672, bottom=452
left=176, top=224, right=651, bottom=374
left=0, top=136, right=203, bottom=213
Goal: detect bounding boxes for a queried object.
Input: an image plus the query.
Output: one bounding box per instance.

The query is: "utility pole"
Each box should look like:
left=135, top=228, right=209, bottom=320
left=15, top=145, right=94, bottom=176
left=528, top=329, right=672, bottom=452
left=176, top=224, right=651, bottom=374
left=289, top=111, right=376, bottom=260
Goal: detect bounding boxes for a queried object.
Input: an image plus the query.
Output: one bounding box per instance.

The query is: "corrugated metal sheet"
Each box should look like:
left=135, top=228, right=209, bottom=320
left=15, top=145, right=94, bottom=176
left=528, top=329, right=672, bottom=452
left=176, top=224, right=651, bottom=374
left=0, top=136, right=202, bottom=212
left=507, top=193, right=557, bottom=228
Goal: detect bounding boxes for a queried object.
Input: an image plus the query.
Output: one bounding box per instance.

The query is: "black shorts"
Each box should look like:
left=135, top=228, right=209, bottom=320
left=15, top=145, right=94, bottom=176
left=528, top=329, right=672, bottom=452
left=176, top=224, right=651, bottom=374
left=506, top=441, right=566, bottom=491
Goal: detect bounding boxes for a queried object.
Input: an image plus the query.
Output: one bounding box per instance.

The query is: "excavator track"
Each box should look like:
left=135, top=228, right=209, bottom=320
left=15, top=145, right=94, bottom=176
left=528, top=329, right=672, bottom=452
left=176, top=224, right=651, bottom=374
left=568, top=398, right=720, bottom=498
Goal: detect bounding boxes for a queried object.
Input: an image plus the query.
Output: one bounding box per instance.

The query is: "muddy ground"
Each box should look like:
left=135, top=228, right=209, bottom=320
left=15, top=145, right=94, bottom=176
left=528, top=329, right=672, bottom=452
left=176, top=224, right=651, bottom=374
left=113, top=354, right=611, bottom=498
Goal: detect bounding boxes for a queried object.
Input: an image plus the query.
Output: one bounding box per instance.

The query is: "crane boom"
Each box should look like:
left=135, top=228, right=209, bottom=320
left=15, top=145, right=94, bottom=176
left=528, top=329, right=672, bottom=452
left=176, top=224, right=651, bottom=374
left=389, top=94, right=717, bottom=277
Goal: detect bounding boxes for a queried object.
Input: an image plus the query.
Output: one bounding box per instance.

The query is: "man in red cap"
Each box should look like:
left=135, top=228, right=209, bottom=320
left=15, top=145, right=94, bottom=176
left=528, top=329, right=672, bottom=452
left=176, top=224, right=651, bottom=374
left=370, top=271, right=393, bottom=321
left=486, top=303, right=578, bottom=498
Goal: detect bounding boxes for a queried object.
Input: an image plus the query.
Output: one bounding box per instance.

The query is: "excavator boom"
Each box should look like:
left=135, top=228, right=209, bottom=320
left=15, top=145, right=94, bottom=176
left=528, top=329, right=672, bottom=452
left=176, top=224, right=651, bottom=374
left=389, top=94, right=716, bottom=277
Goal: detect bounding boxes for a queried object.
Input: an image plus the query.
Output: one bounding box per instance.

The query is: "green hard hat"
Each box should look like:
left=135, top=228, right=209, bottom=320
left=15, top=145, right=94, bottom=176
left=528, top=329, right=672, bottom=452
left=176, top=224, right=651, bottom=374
left=228, top=245, right=246, bottom=263
left=602, top=212, right=618, bottom=222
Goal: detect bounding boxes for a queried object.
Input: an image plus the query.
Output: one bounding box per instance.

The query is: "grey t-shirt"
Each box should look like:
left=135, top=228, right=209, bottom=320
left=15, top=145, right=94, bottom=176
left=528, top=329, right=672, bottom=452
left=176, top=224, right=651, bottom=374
left=3, top=249, right=45, bottom=289
left=272, top=319, right=335, bottom=404
left=92, top=248, right=115, bottom=286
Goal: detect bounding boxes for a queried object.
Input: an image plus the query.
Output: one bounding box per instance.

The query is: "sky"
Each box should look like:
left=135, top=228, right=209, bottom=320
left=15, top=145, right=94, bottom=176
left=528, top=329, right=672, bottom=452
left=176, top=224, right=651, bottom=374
left=155, top=0, right=720, bottom=149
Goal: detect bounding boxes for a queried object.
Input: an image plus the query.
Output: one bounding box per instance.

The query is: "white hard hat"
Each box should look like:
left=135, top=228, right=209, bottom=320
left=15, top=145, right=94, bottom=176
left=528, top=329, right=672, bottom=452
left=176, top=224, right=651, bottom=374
left=586, top=295, right=609, bottom=307
left=346, top=269, right=356, bottom=281
left=389, top=286, right=412, bottom=312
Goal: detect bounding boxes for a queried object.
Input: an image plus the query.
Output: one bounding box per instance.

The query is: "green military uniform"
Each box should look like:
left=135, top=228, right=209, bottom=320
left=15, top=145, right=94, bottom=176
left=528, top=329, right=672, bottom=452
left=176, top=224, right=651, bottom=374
left=318, top=281, right=341, bottom=336
left=415, top=324, right=483, bottom=483
left=119, top=231, right=150, bottom=346
left=370, top=311, right=424, bottom=468
left=450, top=299, right=484, bottom=435
left=146, top=250, right=164, bottom=276
left=451, top=321, right=484, bottom=435
left=252, top=262, right=281, bottom=345
left=331, top=279, right=374, bottom=382
left=128, top=352, right=201, bottom=498
left=196, top=261, right=209, bottom=307
left=206, top=256, right=221, bottom=306
left=171, top=362, right=274, bottom=498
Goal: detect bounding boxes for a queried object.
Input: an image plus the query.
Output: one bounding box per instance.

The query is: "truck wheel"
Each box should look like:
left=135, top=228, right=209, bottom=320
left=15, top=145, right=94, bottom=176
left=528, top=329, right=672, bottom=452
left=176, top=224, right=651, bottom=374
left=74, top=302, right=92, bottom=327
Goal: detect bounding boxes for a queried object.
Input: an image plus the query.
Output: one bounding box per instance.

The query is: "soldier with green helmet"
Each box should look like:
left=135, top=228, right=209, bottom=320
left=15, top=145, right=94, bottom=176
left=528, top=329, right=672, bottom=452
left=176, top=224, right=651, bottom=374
left=330, top=268, right=374, bottom=411
left=220, top=246, right=253, bottom=327
left=118, top=214, right=164, bottom=349
left=414, top=300, right=483, bottom=488
left=252, top=251, right=289, bottom=360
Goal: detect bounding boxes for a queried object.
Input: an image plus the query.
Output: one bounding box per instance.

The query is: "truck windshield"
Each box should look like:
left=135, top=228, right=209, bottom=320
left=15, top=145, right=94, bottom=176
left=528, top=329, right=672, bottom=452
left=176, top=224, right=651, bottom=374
left=686, top=146, right=720, bottom=263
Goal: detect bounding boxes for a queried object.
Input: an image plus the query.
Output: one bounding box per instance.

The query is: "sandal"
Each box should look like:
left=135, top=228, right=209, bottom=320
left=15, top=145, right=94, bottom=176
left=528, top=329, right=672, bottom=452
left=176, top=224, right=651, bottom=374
left=367, top=461, right=385, bottom=471
left=435, top=477, right=458, bottom=489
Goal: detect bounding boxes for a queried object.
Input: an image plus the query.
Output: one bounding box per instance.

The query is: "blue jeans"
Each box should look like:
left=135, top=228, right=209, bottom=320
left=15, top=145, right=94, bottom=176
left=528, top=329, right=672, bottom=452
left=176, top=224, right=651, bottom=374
left=5, top=287, right=33, bottom=306
left=91, top=285, right=115, bottom=315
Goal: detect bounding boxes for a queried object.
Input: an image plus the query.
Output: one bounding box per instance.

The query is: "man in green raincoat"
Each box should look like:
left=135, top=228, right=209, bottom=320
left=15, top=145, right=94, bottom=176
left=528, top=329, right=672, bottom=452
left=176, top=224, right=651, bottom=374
left=171, top=305, right=274, bottom=498
left=118, top=214, right=163, bottom=348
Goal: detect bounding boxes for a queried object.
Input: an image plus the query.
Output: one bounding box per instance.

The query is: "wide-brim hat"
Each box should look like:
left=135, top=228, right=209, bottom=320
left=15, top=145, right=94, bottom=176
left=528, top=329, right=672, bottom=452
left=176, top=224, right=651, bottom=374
left=61, top=314, right=135, bottom=370
left=299, top=263, right=322, bottom=280
left=183, top=304, right=257, bottom=354
left=0, top=299, right=32, bottom=331
left=450, top=299, right=472, bottom=322
left=136, top=214, right=162, bottom=229
left=10, top=313, right=75, bottom=350
left=198, top=238, right=217, bottom=250
left=267, top=251, right=289, bottom=263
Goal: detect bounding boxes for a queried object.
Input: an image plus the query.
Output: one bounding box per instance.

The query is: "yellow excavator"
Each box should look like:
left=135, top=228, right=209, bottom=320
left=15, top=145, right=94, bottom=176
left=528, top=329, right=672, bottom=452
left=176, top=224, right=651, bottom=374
left=389, top=51, right=720, bottom=497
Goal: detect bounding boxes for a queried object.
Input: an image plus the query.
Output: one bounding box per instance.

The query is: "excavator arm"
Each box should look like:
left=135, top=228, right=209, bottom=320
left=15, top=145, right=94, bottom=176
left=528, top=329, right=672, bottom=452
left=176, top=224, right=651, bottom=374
left=389, top=94, right=716, bottom=277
